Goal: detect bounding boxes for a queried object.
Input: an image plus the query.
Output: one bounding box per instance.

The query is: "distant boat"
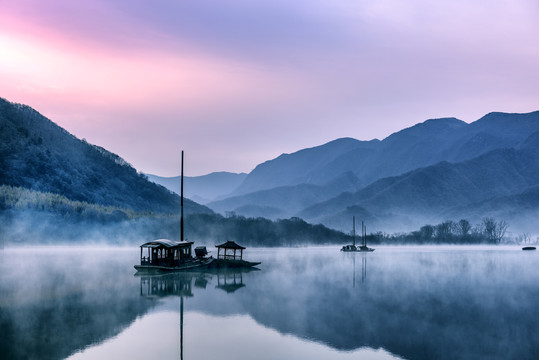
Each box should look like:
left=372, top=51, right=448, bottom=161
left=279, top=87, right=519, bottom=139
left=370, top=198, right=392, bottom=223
left=522, top=246, right=536, bottom=251
left=341, top=217, right=375, bottom=252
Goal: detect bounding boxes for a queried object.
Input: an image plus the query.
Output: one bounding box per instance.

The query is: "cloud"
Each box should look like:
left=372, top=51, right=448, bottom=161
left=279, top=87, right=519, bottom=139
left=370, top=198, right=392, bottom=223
left=1, top=0, right=538, bottom=175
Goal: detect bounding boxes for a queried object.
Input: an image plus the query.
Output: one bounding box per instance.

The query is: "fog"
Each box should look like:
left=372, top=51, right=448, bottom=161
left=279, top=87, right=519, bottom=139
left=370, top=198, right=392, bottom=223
left=1, top=246, right=538, bottom=360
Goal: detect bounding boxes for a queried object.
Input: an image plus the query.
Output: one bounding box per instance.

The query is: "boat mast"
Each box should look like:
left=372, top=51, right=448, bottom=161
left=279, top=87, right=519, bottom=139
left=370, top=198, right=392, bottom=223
left=362, top=221, right=365, bottom=247
left=181, top=150, right=184, bottom=242
left=364, top=223, right=367, bottom=247
left=352, top=216, right=356, bottom=246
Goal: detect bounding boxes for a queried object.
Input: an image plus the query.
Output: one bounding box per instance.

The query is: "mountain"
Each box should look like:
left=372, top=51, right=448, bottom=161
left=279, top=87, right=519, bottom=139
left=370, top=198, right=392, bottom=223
left=147, top=172, right=247, bottom=204
left=234, top=112, right=539, bottom=199
left=299, top=136, right=539, bottom=232
left=0, top=97, right=210, bottom=215
left=230, top=137, right=377, bottom=195
left=208, top=171, right=362, bottom=219
left=0, top=98, right=350, bottom=245
left=208, top=111, right=539, bottom=233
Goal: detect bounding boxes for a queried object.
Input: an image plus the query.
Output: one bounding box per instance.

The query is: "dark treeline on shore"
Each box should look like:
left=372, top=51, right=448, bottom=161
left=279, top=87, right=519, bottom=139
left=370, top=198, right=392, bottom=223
left=366, top=218, right=510, bottom=245
left=0, top=185, right=518, bottom=247
left=0, top=185, right=348, bottom=246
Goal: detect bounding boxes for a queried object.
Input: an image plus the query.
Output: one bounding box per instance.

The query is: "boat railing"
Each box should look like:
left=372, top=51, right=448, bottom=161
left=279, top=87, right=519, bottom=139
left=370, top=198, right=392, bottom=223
left=219, top=254, right=241, bottom=260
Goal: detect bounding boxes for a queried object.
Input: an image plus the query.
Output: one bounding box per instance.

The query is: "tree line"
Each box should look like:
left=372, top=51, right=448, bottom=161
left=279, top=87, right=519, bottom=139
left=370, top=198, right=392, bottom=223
left=1, top=185, right=515, bottom=246
left=367, top=218, right=510, bottom=244
left=0, top=185, right=349, bottom=246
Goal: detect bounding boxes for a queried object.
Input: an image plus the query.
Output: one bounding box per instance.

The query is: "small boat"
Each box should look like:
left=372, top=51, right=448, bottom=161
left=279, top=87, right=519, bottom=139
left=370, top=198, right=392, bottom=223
left=134, top=239, right=214, bottom=273
left=341, top=216, right=374, bottom=252
left=134, top=151, right=213, bottom=273
left=134, top=151, right=260, bottom=273
left=522, top=246, right=536, bottom=251
left=212, top=240, right=261, bottom=268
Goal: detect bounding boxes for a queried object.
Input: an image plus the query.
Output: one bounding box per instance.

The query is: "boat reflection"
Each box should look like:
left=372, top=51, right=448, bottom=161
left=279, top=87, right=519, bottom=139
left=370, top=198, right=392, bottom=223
left=138, top=268, right=257, bottom=298
left=139, top=273, right=197, bottom=298
left=137, top=269, right=255, bottom=360
left=348, top=252, right=370, bottom=287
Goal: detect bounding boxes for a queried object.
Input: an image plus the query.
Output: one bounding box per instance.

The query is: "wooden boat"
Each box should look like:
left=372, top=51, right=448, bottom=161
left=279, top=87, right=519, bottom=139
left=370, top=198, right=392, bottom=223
left=134, top=151, right=260, bottom=273
left=341, top=217, right=374, bottom=252
left=211, top=240, right=261, bottom=268
left=134, top=151, right=213, bottom=273
left=522, top=246, right=536, bottom=251
left=134, top=239, right=214, bottom=273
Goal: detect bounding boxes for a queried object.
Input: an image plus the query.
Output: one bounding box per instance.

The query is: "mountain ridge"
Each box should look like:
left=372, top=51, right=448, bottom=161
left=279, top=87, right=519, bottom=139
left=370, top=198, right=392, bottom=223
left=207, top=110, right=539, bottom=233
left=0, top=97, right=210, bottom=215
left=227, top=111, right=539, bottom=201
left=299, top=144, right=539, bottom=232
left=147, top=172, right=247, bottom=204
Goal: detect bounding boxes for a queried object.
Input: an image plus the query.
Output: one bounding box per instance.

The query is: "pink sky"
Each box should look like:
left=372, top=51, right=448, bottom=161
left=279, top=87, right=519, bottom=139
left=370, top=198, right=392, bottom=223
left=1, top=0, right=539, bottom=176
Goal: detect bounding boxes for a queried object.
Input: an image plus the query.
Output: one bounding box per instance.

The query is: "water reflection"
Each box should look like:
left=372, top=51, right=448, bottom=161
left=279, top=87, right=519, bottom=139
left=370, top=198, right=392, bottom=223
left=138, top=269, right=254, bottom=297
left=139, top=273, right=196, bottom=298
left=136, top=270, right=252, bottom=360
left=1, top=246, right=538, bottom=360
left=0, top=248, right=154, bottom=360
left=349, top=252, right=369, bottom=287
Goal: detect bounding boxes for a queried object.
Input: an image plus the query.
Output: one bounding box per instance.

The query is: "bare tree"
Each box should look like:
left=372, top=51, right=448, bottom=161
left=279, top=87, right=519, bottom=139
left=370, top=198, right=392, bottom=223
left=482, top=218, right=509, bottom=244
left=435, top=221, right=455, bottom=240
left=457, top=219, right=472, bottom=238
left=420, top=225, right=434, bottom=240
left=495, top=220, right=509, bottom=244
left=519, top=233, right=532, bottom=244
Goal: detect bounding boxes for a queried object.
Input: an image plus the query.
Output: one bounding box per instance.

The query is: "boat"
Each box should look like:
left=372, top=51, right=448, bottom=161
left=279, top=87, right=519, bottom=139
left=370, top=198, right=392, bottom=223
left=522, top=246, right=536, bottom=251
left=341, top=216, right=375, bottom=252
left=134, top=239, right=214, bottom=273
left=134, top=151, right=214, bottom=273
left=212, top=240, right=261, bottom=268
left=134, top=151, right=260, bottom=273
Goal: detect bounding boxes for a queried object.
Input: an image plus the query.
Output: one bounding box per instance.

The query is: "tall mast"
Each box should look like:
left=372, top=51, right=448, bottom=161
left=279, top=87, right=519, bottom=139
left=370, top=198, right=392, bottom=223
left=362, top=221, right=365, bottom=247
left=181, top=150, right=184, bottom=242
left=364, top=223, right=367, bottom=247
left=352, top=216, right=356, bottom=246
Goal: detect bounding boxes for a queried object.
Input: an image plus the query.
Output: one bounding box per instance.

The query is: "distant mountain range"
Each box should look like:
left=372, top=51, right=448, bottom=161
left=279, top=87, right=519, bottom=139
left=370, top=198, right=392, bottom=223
left=147, top=172, right=247, bottom=204
left=3, top=95, right=538, bottom=238
left=181, top=111, right=539, bottom=233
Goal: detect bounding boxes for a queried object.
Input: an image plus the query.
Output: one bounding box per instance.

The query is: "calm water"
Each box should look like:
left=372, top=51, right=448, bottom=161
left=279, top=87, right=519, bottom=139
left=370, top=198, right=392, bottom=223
left=1, top=246, right=538, bottom=360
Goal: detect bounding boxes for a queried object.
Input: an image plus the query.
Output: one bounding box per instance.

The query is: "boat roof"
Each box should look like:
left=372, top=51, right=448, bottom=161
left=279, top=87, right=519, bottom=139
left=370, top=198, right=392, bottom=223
left=140, top=239, right=194, bottom=248
left=215, top=240, right=245, bottom=250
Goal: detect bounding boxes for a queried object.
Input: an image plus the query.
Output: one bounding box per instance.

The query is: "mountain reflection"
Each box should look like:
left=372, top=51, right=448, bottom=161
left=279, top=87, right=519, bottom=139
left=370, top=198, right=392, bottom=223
left=1, top=247, right=538, bottom=360
left=232, top=248, right=539, bottom=360
left=0, top=248, right=155, bottom=360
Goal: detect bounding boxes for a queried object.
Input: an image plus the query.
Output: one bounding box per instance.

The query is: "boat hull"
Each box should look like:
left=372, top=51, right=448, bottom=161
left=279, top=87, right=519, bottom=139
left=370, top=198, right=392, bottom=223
left=341, top=245, right=375, bottom=252
left=522, top=246, right=536, bottom=251
left=210, top=259, right=261, bottom=269
left=134, top=258, right=214, bottom=273
left=341, top=249, right=375, bottom=252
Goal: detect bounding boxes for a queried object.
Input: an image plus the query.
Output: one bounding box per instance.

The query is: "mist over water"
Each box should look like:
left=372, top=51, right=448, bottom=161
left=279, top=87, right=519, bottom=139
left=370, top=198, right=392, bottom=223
left=1, top=246, right=538, bottom=360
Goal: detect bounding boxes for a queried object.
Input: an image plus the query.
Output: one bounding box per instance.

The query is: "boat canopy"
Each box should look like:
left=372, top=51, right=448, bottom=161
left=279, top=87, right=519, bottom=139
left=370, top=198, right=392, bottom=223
left=216, top=241, right=246, bottom=260
left=216, top=241, right=245, bottom=250
left=140, top=239, right=194, bottom=249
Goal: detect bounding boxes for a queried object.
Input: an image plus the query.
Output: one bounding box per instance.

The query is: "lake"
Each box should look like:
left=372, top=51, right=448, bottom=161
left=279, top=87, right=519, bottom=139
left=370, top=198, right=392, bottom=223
left=1, top=245, right=538, bottom=360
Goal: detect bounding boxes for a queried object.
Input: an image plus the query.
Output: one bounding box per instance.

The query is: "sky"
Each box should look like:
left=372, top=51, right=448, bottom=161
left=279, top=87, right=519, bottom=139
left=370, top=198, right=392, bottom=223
left=1, top=0, right=538, bottom=176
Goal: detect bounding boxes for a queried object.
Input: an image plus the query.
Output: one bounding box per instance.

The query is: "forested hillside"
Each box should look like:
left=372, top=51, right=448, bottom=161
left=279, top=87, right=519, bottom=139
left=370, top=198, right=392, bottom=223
left=0, top=98, right=349, bottom=245
left=0, top=97, right=208, bottom=215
